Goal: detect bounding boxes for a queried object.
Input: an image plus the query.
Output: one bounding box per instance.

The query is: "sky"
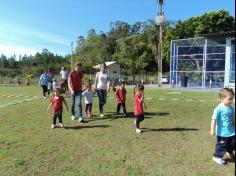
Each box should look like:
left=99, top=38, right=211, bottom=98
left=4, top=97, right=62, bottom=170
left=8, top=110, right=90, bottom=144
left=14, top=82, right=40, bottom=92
left=0, top=0, right=235, bottom=58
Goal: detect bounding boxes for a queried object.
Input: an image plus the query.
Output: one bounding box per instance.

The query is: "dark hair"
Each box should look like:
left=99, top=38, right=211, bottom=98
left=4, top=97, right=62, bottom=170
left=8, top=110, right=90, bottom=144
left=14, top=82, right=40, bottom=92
left=100, top=63, right=107, bottom=68
left=119, top=81, right=125, bottom=86
left=74, top=62, right=82, bottom=68
left=219, top=88, right=235, bottom=99
left=54, top=87, right=61, bottom=93
left=62, top=66, right=66, bottom=71
left=85, top=82, right=91, bottom=88
left=135, top=83, right=144, bottom=91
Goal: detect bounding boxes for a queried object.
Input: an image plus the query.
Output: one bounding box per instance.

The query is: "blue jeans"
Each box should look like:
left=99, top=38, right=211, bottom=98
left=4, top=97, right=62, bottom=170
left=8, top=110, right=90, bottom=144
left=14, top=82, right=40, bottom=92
left=97, top=89, right=107, bottom=113
left=71, top=91, right=83, bottom=121
left=214, top=135, right=235, bottom=158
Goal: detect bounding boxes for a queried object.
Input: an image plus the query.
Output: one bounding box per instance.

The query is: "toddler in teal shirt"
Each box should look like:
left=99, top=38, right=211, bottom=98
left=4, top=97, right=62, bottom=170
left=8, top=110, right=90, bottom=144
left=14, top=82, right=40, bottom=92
left=210, top=88, right=235, bottom=165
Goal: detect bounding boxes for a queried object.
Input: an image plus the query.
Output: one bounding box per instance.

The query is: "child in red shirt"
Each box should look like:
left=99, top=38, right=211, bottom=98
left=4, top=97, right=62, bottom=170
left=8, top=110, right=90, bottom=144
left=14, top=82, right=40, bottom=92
left=116, top=81, right=127, bottom=116
left=47, top=88, right=69, bottom=129
left=134, top=84, right=145, bottom=133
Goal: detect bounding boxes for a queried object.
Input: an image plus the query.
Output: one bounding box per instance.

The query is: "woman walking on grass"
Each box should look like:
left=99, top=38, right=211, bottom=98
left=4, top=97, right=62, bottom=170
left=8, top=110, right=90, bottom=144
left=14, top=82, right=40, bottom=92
left=94, top=63, right=111, bottom=118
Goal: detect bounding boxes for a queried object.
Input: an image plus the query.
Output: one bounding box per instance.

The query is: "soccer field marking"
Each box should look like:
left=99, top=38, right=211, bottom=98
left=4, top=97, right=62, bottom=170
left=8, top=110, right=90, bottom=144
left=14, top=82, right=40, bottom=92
left=0, top=95, right=43, bottom=109
left=167, top=92, right=182, bottom=94
left=145, top=98, right=153, bottom=100
left=159, top=98, right=166, bottom=100
left=186, top=99, right=193, bottom=101
left=0, top=105, right=7, bottom=108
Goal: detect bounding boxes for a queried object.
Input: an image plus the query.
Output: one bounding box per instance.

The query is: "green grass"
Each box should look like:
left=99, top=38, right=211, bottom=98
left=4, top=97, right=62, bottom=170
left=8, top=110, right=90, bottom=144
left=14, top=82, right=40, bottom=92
left=0, top=86, right=234, bottom=176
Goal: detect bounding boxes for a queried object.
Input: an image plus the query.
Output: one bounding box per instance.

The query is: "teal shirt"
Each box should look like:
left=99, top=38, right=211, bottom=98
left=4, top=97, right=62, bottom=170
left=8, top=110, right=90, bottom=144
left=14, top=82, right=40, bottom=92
left=212, top=103, right=235, bottom=137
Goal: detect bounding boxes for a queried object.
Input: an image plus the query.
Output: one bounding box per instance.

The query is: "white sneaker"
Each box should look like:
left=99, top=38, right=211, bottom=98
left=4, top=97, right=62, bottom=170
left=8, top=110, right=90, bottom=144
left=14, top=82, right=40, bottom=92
left=100, top=113, right=105, bottom=118
left=213, top=156, right=226, bottom=165
left=59, top=123, right=64, bottom=128
left=51, top=124, right=56, bottom=129
left=136, top=128, right=142, bottom=133
left=71, top=115, right=75, bottom=120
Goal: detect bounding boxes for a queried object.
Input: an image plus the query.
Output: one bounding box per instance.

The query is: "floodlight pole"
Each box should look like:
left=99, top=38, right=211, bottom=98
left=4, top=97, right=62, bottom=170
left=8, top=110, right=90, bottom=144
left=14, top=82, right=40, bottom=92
left=71, top=42, right=74, bottom=70
left=156, top=0, right=164, bottom=87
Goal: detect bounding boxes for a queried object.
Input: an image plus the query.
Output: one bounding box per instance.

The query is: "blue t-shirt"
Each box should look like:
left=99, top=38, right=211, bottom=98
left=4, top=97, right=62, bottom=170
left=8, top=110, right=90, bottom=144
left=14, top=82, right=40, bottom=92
left=39, top=74, right=49, bottom=86
left=212, top=103, right=235, bottom=137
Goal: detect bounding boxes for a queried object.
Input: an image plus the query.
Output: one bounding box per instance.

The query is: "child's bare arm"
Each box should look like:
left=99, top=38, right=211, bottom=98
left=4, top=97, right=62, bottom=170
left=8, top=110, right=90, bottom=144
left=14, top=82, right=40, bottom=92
left=138, top=94, right=144, bottom=103
left=94, top=73, right=99, bottom=90
left=210, top=119, right=216, bottom=136
left=47, top=103, right=53, bottom=112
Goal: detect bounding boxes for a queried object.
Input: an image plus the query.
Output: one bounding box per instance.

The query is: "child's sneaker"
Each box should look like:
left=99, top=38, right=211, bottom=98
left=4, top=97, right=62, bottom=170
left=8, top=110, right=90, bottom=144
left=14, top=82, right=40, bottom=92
left=123, top=113, right=127, bottom=117
left=136, top=128, right=142, bottom=133
left=213, top=156, right=226, bottom=165
left=225, top=152, right=235, bottom=159
left=79, top=116, right=85, bottom=123
left=100, top=113, right=105, bottom=118
left=59, top=123, right=64, bottom=128
left=51, top=124, right=56, bottom=129
left=71, top=115, right=75, bottom=120
left=87, top=112, right=92, bottom=118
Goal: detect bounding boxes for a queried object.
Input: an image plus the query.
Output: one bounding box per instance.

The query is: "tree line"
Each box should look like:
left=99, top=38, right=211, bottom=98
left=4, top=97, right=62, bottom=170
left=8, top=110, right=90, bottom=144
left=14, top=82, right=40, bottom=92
left=0, top=10, right=234, bottom=79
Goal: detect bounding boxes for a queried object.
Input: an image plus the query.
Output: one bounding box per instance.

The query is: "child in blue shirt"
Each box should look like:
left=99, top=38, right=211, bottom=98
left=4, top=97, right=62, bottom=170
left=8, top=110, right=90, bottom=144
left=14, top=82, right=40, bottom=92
left=210, top=88, right=235, bottom=165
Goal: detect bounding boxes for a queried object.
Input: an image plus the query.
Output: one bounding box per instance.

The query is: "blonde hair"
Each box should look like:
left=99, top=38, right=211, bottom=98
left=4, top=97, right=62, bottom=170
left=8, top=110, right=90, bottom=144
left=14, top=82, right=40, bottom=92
left=54, top=87, right=61, bottom=94
left=219, top=88, right=235, bottom=99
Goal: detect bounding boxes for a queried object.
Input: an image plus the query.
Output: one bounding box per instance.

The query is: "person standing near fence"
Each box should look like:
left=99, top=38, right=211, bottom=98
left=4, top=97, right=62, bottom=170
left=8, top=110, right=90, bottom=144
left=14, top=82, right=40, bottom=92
left=94, top=63, right=111, bottom=118
left=68, top=62, right=85, bottom=123
left=60, top=66, right=68, bottom=91
left=39, top=71, right=49, bottom=99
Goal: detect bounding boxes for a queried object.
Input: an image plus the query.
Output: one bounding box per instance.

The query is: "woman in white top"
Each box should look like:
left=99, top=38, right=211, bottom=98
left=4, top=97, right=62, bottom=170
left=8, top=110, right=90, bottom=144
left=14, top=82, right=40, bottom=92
left=60, top=66, right=68, bottom=91
left=94, top=63, right=111, bottom=117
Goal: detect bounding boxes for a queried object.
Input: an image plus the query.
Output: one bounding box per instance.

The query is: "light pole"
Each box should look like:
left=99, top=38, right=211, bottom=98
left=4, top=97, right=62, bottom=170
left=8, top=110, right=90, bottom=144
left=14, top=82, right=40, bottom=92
left=156, top=0, right=165, bottom=87
left=71, top=42, right=74, bottom=70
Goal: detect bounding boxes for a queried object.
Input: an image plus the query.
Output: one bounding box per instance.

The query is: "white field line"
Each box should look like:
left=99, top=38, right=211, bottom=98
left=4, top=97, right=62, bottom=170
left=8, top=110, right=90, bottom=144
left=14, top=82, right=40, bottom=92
left=0, top=95, right=43, bottom=109
left=167, top=92, right=182, bottom=94
left=186, top=99, right=193, bottom=102
left=145, top=98, right=153, bottom=100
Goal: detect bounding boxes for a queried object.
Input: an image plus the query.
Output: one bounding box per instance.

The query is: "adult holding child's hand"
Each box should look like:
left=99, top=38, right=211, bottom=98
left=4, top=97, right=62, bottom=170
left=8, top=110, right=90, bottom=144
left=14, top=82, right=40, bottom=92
left=68, top=62, right=85, bottom=123
left=94, top=63, right=111, bottom=118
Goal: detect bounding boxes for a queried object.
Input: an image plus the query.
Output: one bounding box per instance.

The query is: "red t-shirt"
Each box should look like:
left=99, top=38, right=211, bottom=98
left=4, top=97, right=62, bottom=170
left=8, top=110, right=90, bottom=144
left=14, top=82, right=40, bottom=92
left=116, top=87, right=127, bottom=104
left=134, top=92, right=144, bottom=116
left=51, top=96, right=65, bottom=115
left=68, top=71, right=83, bottom=92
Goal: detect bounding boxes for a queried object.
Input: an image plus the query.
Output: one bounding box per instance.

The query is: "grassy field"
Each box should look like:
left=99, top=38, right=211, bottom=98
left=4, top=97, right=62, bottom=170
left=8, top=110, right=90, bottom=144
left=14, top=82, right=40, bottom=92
left=0, top=86, right=235, bottom=176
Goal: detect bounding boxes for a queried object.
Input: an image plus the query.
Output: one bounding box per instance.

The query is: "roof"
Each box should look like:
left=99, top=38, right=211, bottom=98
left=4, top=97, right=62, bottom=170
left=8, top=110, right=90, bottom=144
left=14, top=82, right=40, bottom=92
left=93, top=61, right=119, bottom=69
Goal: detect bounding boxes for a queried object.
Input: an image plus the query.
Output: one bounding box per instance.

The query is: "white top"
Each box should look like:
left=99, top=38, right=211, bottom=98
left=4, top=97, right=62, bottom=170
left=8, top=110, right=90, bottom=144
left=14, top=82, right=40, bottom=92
left=52, top=81, right=58, bottom=89
left=96, top=72, right=109, bottom=90
left=82, top=90, right=94, bottom=104
left=60, top=70, right=68, bottom=80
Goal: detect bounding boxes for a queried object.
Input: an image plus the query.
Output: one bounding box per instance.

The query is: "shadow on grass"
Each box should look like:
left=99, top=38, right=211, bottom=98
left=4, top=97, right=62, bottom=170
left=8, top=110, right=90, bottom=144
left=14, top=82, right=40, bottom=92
left=87, top=112, right=170, bottom=122
left=225, top=158, right=235, bottom=163
left=141, top=127, right=199, bottom=133
left=64, top=125, right=109, bottom=130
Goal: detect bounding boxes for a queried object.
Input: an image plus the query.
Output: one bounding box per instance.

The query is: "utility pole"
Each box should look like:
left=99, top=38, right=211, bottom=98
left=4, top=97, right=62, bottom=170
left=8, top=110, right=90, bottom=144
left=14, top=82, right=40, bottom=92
left=156, top=0, right=165, bottom=87
left=71, top=42, right=74, bottom=70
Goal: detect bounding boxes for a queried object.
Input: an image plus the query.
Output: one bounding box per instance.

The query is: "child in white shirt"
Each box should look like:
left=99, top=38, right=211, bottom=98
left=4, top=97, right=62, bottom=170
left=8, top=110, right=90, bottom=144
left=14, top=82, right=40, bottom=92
left=82, top=83, right=95, bottom=118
